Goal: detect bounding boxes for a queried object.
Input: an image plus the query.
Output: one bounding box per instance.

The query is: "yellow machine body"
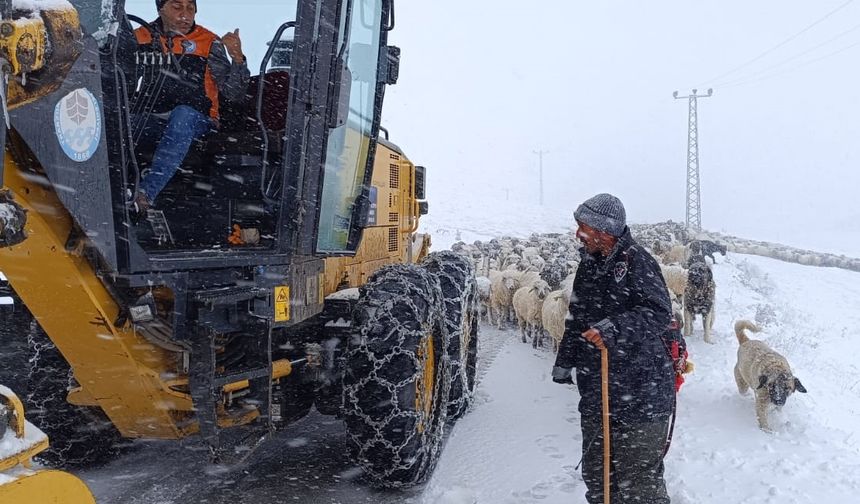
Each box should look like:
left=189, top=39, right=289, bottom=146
left=323, top=141, right=430, bottom=295
left=1, top=156, right=198, bottom=438
left=1, top=156, right=296, bottom=439
left=1, top=6, right=83, bottom=109
left=1, top=138, right=426, bottom=439
left=0, top=470, right=97, bottom=504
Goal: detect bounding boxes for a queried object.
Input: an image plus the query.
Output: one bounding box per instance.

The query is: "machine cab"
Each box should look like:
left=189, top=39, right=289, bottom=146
left=5, top=0, right=398, bottom=274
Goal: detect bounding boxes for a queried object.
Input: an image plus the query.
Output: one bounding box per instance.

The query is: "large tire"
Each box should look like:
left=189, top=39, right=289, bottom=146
left=422, top=251, right=479, bottom=421
left=342, top=264, right=451, bottom=488
left=0, top=302, right=123, bottom=467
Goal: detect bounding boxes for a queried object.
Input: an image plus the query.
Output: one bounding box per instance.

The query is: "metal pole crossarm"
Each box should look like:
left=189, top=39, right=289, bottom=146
left=673, top=88, right=714, bottom=100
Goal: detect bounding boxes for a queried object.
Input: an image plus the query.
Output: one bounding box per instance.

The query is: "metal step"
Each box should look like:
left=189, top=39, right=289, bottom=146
left=145, top=209, right=174, bottom=245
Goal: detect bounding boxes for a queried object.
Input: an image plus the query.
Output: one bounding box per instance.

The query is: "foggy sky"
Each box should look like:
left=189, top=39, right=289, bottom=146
left=124, top=0, right=860, bottom=255
left=382, top=0, right=860, bottom=255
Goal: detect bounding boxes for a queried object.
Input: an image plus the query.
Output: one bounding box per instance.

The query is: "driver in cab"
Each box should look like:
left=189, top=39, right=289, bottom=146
left=133, top=0, right=250, bottom=215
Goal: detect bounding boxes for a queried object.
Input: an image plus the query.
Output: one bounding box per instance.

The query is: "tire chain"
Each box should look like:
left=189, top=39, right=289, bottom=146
left=422, top=250, right=479, bottom=420
left=343, top=264, right=452, bottom=487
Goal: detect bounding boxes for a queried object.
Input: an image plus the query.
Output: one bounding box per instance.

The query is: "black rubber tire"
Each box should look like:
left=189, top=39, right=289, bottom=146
left=422, top=251, right=479, bottom=421
left=342, top=264, right=451, bottom=488
left=0, top=301, right=124, bottom=468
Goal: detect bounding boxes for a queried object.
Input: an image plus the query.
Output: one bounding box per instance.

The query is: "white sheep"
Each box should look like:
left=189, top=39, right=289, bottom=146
left=489, top=269, right=521, bottom=328
left=512, top=279, right=552, bottom=346
left=501, top=253, right=522, bottom=271
left=516, top=270, right=541, bottom=288
left=541, top=289, right=570, bottom=353
left=522, top=246, right=541, bottom=260
left=559, top=272, right=576, bottom=296
left=524, top=254, right=545, bottom=272
left=659, top=264, right=688, bottom=299
left=661, top=244, right=689, bottom=265
left=475, top=275, right=492, bottom=323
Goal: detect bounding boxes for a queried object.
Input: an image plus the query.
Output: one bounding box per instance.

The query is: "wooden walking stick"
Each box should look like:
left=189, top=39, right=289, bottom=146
left=601, top=346, right=611, bottom=504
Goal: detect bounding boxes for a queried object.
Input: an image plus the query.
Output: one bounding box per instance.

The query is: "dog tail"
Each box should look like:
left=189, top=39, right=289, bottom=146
left=734, top=319, right=760, bottom=344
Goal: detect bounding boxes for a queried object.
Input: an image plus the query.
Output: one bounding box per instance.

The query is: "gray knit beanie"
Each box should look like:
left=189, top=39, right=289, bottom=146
left=574, top=193, right=627, bottom=237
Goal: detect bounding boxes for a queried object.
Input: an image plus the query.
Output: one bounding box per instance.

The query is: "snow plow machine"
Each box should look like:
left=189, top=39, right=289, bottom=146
left=0, top=0, right=478, bottom=494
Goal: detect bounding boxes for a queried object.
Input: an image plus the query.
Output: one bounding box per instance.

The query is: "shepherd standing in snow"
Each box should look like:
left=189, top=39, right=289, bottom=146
left=552, top=193, right=675, bottom=504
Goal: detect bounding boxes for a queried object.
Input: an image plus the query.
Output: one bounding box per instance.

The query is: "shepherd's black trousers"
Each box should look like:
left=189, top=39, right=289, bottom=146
left=581, top=415, right=671, bottom=504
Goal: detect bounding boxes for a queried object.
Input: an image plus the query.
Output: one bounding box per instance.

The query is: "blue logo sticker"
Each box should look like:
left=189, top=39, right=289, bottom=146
left=53, top=88, right=102, bottom=163
left=181, top=39, right=197, bottom=53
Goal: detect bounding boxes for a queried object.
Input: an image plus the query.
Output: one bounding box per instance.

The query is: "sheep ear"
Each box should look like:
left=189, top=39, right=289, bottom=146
left=794, top=377, right=807, bottom=393
left=757, top=375, right=768, bottom=389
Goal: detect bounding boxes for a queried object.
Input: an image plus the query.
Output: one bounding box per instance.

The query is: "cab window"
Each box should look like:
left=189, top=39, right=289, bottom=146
left=316, top=0, right=384, bottom=252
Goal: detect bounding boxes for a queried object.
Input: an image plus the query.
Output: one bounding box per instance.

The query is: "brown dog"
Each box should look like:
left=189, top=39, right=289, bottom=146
left=684, top=259, right=716, bottom=343
left=733, top=320, right=807, bottom=431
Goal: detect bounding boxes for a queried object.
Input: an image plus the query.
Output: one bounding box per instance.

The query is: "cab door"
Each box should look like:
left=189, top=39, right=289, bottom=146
left=310, top=0, right=395, bottom=255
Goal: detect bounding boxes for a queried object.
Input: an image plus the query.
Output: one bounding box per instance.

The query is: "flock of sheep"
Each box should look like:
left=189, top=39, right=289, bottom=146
left=450, top=221, right=720, bottom=351
left=453, top=232, right=579, bottom=352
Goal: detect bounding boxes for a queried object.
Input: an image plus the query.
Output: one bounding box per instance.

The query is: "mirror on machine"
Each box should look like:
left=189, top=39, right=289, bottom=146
left=121, top=0, right=298, bottom=251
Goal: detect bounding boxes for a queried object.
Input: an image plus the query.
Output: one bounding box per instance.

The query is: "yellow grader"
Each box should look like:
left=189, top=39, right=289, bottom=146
left=0, top=0, right=477, bottom=495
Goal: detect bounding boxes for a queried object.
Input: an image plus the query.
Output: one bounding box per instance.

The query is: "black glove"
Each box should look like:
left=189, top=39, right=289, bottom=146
left=552, top=366, right=573, bottom=384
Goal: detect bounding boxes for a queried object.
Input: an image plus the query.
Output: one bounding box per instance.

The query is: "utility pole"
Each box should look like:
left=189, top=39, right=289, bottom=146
left=673, top=89, right=712, bottom=232
left=532, top=149, right=548, bottom=206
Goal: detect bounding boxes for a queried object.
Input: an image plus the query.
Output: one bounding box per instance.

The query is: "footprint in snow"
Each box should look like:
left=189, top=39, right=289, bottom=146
left=512, top=473, right=578, bottom=502
left=535, top=434, right=565, bottom=459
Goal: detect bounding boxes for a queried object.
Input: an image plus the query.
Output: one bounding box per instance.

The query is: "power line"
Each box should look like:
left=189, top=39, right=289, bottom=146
left=697, top=0, right=855, bottom=87
left=712, top=21, right=860, bottom=87
left=718, top=39, right=860, bottom=89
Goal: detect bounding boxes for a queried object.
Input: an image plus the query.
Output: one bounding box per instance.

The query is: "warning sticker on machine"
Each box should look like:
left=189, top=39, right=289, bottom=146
left=274, top=286, right=290, bottom=322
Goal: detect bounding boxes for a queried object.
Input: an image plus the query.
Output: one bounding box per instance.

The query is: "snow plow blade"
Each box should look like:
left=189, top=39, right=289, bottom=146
left=0, top=470, right=96, bottom=504
left=0, top=386, right=96, bottom=503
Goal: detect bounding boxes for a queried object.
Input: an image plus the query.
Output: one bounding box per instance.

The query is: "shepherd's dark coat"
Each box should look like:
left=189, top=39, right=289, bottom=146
left=555, top=228, right=674, bottom=423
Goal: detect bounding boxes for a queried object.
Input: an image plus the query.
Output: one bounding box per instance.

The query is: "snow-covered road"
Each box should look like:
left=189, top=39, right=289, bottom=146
left=421, top=326, right=584, bottom=503
left=78, top=251, right=860, bottom=503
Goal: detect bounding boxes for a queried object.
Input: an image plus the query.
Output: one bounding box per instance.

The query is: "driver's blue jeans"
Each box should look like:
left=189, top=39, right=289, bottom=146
left=137, top=105, right=213, bottom=203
